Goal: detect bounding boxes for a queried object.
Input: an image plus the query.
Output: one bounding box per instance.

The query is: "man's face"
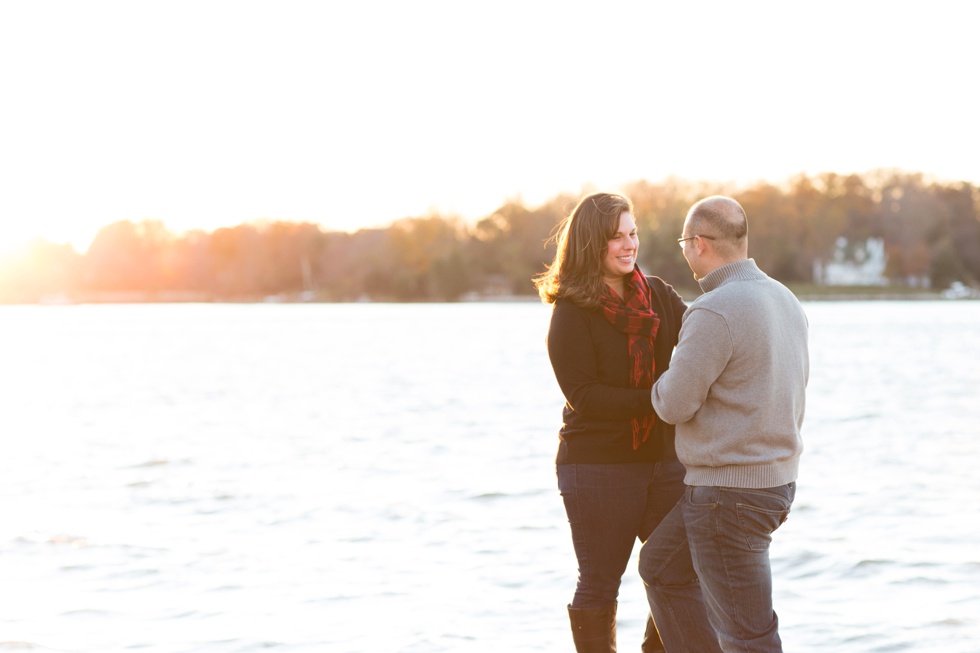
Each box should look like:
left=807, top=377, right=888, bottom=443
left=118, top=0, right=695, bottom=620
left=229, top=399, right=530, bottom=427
left=679, top=216, right=703, bottom=280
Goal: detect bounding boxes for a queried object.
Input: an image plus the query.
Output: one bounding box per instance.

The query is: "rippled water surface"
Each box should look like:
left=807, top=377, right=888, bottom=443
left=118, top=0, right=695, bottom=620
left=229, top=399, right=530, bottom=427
left=1, top=301, right=978, bottom=652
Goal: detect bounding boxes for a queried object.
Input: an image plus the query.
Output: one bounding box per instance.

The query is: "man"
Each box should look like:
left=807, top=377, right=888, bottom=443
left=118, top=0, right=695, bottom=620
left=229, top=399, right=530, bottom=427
left=638, top=196, right=809, bottom=652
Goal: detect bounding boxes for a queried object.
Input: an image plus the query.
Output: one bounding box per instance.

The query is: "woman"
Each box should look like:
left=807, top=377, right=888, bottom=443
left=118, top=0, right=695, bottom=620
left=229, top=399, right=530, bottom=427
left=534, top=192, right=688, bottom=652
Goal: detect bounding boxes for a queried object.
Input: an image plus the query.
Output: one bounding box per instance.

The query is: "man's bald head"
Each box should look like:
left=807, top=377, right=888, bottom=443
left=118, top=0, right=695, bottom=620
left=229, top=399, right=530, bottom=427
left=685, top=196, right=748, bottom=260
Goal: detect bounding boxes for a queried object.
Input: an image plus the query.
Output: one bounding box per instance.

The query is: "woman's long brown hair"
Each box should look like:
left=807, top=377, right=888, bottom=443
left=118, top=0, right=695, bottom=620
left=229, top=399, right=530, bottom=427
left=533, top=192, right=632, bottom=310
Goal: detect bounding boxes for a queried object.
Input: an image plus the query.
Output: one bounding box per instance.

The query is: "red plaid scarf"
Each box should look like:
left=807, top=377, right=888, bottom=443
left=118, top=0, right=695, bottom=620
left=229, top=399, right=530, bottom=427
left=599, top=267, right=661, bottom=450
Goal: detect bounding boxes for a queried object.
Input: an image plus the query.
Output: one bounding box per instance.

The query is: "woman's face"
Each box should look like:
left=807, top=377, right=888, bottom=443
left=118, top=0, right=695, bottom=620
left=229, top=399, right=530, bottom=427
left=601, top=211, right=638, bottom=283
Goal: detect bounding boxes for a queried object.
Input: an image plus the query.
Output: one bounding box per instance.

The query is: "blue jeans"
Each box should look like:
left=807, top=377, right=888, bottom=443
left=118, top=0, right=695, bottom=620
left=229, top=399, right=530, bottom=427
left=557, top=459, right=685, bottom=609
left=639, top=483, right=796, bottom=653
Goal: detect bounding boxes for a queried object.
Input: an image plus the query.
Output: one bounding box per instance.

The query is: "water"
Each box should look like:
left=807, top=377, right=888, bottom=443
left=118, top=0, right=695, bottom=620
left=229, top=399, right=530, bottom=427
left=1, top=300, right=978, bottom=652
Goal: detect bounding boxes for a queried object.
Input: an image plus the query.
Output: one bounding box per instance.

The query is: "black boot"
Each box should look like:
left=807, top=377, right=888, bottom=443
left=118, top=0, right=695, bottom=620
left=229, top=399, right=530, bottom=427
left=641, top=613, right=665, bottom=652
left=567, top=603, right=617, bottom=652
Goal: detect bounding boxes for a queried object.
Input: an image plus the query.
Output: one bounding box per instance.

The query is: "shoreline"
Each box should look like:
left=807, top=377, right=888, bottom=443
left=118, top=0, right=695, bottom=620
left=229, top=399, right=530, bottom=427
left=792, top=292, right=952, bottom=302
left=4, top=290, right=978, bottom=306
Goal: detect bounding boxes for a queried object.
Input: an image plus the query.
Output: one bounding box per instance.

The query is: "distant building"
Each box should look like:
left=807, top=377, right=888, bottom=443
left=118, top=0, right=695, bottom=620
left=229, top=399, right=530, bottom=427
left=813, top=237, right=888, bottom=286
left=942, top=281, right=980, bottom=299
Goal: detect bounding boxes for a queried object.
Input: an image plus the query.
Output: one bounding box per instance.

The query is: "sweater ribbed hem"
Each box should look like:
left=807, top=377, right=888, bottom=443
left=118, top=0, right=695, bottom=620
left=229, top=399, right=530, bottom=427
left=683, top=457, right=800, bottom=489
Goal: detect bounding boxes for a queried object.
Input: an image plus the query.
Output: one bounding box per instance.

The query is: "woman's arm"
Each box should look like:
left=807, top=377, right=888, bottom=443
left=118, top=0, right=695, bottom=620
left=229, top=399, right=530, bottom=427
left=668, top=283, right=688, bottom=335
left=649, top=275, right=689, bottom=342
left=547, top=300, right=653, bottom=420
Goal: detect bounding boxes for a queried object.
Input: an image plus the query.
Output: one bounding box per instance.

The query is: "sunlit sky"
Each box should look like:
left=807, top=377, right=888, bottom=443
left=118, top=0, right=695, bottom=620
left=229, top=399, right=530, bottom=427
left=1, top=1, right=978, bottom=254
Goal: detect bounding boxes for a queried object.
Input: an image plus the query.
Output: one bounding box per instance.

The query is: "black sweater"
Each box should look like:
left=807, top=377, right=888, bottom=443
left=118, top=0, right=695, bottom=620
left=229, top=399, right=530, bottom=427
left=546, top=276, right=688, bottom=464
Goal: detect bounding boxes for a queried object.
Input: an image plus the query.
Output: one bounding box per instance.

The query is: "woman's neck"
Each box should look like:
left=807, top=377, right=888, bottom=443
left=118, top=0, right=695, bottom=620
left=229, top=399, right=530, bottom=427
left=605, top=277, right=625, bottom=299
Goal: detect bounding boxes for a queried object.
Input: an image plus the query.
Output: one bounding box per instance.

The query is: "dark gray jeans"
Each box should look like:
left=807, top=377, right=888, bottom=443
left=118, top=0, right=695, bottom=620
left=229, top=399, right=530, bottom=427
left=557, top=459, right=686, bottom=609
left=639, top=482, right=796, bottom=653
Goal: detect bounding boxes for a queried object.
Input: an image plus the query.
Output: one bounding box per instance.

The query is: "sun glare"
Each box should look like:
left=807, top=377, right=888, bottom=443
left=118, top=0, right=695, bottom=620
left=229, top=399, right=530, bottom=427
left=1, top=219, right=112, bottom=260
left=0, top=228, right=35, bottom=262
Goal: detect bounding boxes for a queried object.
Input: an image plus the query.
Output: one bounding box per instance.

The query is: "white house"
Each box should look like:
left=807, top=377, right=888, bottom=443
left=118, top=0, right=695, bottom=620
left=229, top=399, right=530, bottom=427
left=813, top=237, right=888, bottom=286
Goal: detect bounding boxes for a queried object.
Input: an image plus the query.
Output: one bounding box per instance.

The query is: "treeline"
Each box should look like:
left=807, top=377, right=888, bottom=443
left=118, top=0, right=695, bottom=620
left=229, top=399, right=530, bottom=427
left=2, top=170, right=979, bottom=304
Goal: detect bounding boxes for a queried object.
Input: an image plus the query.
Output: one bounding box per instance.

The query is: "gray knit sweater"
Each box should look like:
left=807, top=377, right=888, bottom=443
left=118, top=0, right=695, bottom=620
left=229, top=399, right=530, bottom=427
left=651, top=259, right=809, bottom=488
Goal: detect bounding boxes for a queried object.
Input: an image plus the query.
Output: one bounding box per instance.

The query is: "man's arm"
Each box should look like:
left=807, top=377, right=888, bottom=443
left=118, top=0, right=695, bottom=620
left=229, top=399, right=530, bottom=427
left=651, top=307, right=733, bottom=424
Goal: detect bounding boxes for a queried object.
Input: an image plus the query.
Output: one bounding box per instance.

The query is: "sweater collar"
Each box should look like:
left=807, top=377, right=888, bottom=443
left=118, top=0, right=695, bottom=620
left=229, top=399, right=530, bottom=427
left=698, top=258, right=766, bottom=293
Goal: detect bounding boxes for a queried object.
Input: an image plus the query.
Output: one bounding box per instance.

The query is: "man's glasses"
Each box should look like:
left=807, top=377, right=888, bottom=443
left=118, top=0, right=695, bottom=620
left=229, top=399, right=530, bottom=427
left=677, top=234, right=717, bottom=248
